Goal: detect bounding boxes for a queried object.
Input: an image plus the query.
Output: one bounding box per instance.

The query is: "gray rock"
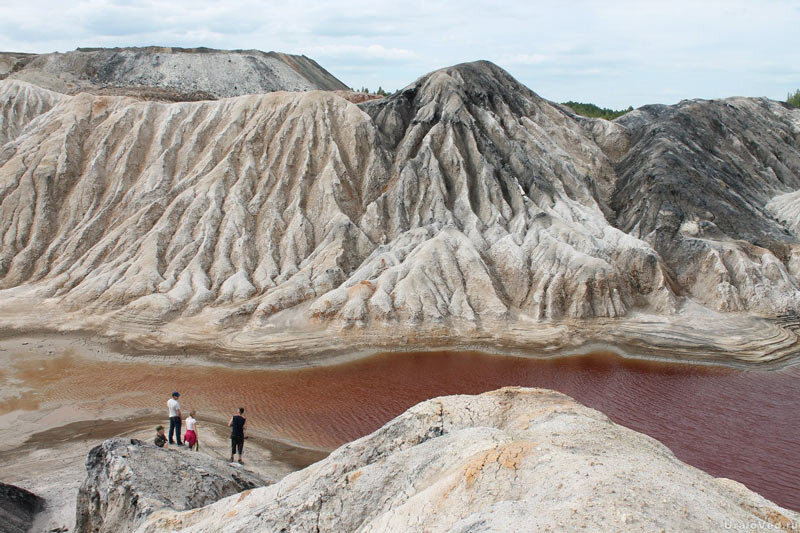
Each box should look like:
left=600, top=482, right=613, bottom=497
left=0, top=481, right=43, bottom=533
left=138, top=388, right=800, bottom=532
left=74, top=438, right=270, bottom=533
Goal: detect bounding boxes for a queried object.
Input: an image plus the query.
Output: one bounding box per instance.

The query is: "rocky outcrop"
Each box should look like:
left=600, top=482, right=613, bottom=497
left=0, top=60, right=799, bottom=364
left=0, top=481, right=43, bottom=533
left=137, top=388, right=800, bottom=532
left=75, top=438, right=270, bottom=533
left=1, top=47, right=348, bottom=99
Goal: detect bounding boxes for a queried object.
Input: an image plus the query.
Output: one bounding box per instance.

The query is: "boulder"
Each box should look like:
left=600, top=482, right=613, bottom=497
left=0, top=481, right=43, bottom=533
left=75, top=438, right=269, bottom=533
left=140, top=387, right=800, bottom=532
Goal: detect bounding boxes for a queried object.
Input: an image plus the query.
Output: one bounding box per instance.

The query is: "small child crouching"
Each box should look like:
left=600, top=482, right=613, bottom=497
left=154, top=425, right=168, bottom=448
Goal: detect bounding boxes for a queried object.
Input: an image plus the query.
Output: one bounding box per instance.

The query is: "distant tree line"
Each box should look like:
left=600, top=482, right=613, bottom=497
left=788, top=89, right=800, bottom=108
left=357, top=86, right=391, bottom=96
left=562, top=101, right=633, bottom=120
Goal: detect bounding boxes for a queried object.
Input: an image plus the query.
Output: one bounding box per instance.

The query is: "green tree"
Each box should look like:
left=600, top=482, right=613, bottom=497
left=788, top=89, right=800, bottom=108
left=561, top=101, right=632, bottom=120
left=356, top=86, right=391, bottom=97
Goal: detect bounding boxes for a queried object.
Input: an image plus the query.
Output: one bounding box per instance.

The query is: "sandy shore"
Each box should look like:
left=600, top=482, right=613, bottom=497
left=1, top=305, right=799, bottom=373
left=0, top=288, right=797, bottom=371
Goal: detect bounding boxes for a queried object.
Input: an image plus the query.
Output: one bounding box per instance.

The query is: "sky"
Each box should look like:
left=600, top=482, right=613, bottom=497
left=0, top=0, right=797, bottom=109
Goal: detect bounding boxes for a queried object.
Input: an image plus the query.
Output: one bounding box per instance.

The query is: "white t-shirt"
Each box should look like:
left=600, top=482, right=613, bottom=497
left=185, top=416, right=196, bottom=431
left=167, top=398, right=181, bottom=418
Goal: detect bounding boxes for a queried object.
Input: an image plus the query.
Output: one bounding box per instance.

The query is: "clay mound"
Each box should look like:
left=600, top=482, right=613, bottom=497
left=0, top=61, right=799, bottom=361
left=612, top=98, right=800, bottom=313
left=137, top=388, right=800, bottom=532
left=1, top=46, right=348, bottom=99
left=311, top=61, right=677, bottom=325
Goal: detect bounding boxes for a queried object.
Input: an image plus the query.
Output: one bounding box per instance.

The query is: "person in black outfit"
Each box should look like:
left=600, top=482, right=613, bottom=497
left=228, top=407, right=247, bottom=464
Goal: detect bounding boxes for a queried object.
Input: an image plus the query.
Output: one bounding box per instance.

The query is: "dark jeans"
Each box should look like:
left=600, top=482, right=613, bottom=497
left=231, top=435, right=244, bottom=456
left=169, top=416, right=182, bottom=444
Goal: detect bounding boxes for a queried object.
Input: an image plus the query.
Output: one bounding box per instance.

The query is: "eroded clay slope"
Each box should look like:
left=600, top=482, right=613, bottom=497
left=0, top=61, right=799, bottom=363
left=0, top=63, right=676, bottom=330
left=312, top=61, right=676, bottom=324
left=0, top=80, right=65, bottom=146
left=612, top=98, right=800, bottom=314
left=137, top=388, right=800, bottom=532
left=0, top=87, right=385, bottom=327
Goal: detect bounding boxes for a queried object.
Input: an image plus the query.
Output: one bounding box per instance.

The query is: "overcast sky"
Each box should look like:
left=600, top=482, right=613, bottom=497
left=1, top=0, right=797, bottom=108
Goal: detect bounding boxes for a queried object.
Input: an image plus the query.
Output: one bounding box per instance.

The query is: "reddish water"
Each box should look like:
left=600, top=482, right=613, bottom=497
left=5, top=349, right=800, bottom=511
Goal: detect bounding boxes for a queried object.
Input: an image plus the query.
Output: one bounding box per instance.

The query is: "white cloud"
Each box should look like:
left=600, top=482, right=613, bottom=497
left=0, top=0, right=796, bottom=108
left=503, top=54, right=551, bottom=66
left=308, top=44, right=415, bottom=61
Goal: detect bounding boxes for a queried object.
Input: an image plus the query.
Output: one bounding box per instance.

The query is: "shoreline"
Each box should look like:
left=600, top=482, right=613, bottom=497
left=0, top=323, right=798, bottom=373
left=0, top=291, right=799, bottom=370
left=0, top=414, right=333, bottom=458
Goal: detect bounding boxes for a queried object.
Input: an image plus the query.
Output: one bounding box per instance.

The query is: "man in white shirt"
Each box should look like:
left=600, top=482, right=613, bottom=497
left=167, top=392, right=183, bottom=445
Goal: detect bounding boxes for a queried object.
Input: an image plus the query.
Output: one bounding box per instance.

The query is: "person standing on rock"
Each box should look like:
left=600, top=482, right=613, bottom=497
left=184, top=410, right=199, bottom=451
left=228, top=407, right=246, bottom=464
left=167, top=392, right=183, bottom=446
